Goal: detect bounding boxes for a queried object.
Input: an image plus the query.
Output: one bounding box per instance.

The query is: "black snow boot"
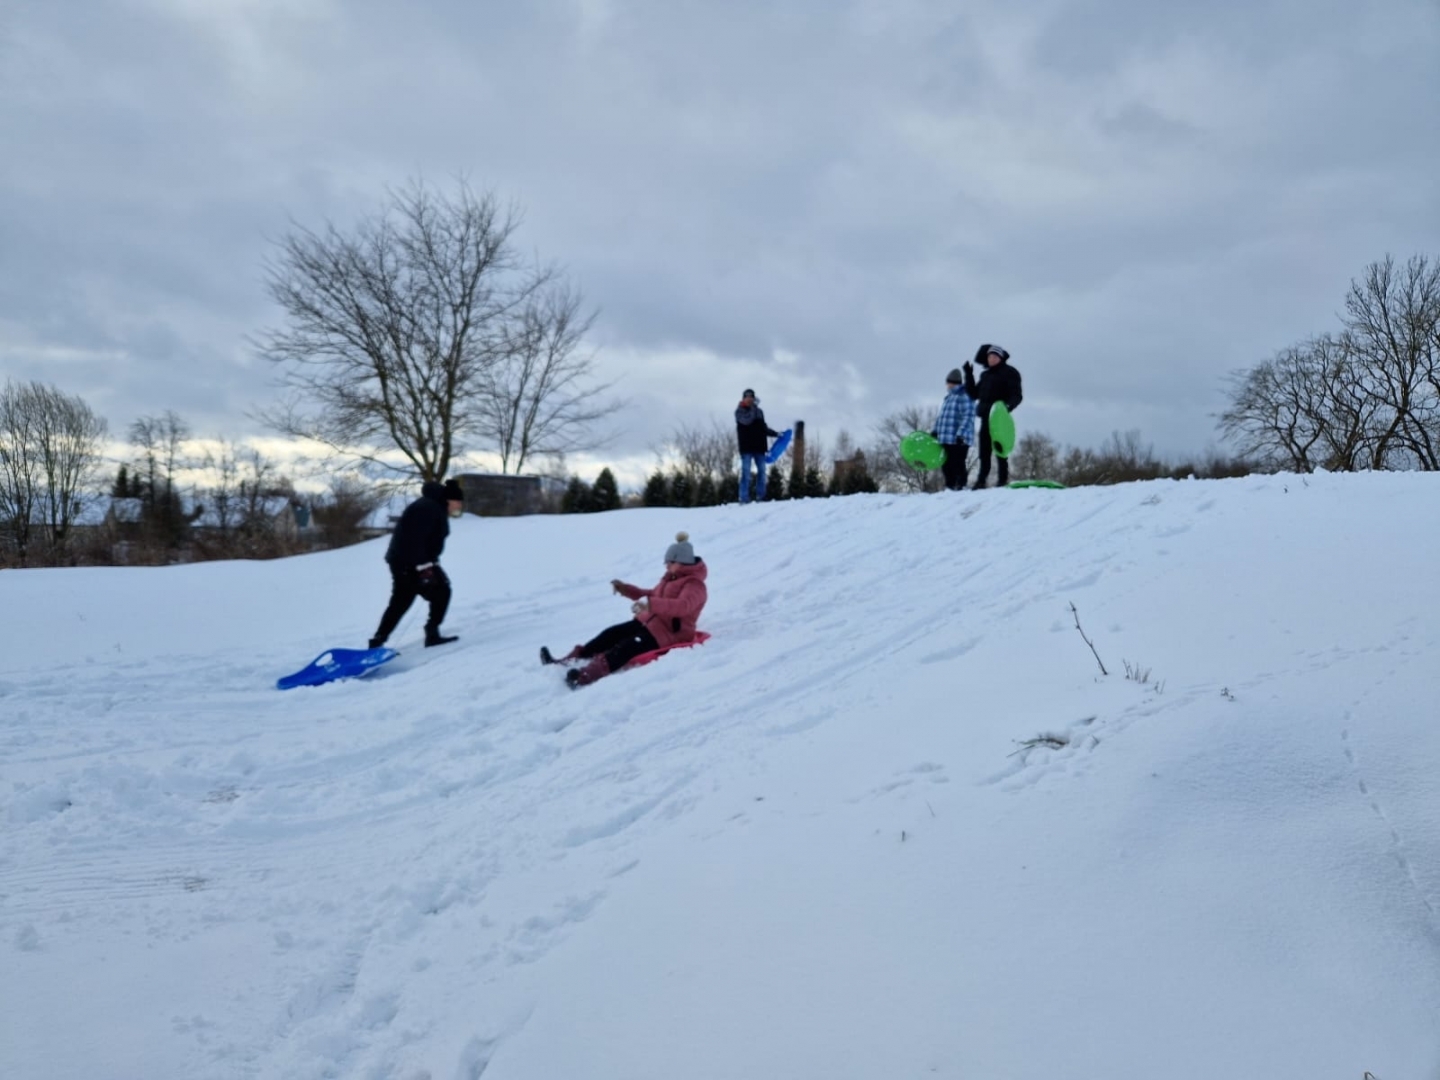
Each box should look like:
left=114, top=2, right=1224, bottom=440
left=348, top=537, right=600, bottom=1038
left=424, top=630, right=459, bottom=648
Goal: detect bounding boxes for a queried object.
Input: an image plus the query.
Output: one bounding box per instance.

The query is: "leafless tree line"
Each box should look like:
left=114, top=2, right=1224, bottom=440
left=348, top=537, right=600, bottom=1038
left=1219, top=253, right=1440, bottom=471
left=256, top=178, right=619, bottom=482
left=117, top=413, right=391, bottom=564
left=1, top=389, right=392, bottom=568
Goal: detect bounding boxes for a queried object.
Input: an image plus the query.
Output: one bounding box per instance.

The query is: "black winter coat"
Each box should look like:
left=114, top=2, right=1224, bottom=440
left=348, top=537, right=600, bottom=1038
left=735, top=406, right=780, bottom=455
left=385, top=481, right=451, bottom=568
left=965, top=360, right=1023, bottom=422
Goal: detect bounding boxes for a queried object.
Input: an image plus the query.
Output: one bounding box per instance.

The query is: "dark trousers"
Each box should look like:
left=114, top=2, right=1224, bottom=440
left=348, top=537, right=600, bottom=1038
left=941, top=442, right=970, bottom=491
left=373, top=563, right=451, bottom=644
left=975, top=422, right=1009, bottom=488
left=581, top=619, right=660, bottom=671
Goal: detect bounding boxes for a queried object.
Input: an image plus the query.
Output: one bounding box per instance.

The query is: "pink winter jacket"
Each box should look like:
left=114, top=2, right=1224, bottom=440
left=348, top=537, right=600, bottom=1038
left=614, top=559, right=709, bottom=649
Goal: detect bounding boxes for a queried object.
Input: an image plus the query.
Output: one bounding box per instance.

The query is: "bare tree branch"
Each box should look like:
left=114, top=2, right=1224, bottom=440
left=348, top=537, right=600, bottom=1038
left=482, top=280, right=622, bottom=474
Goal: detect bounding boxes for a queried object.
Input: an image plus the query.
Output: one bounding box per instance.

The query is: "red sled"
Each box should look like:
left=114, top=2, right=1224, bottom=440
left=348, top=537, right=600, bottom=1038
left=622, top=631, right=711, bottom=671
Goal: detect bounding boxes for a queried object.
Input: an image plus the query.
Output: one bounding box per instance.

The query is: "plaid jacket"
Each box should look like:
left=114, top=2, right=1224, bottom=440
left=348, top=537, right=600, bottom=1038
left=934, top=385, right=976, bottom=446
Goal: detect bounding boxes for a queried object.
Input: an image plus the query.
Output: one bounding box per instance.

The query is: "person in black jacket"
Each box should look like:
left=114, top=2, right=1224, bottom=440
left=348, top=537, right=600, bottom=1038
left=369, top=478, right=464, bottom=649
left=964, top=344, right=1023, bottom=489
left=735, top=388, right=779, bottom=504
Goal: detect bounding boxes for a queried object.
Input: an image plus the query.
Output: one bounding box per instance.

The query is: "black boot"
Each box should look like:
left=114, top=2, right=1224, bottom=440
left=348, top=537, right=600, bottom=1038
left=425, top=630, right=458, bottom=648
left=368, top=637, right=385, bottom=650
left=541, top=645, right=584, bottom=666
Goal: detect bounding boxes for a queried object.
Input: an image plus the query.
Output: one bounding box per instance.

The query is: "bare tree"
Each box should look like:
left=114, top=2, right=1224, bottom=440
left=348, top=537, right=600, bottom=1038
left=1011, top=431, right=1060, bottom=481
left=202, top=438, right=243, bottom=536
left=31, top=383, right=108, bottom=560
left=129, top=411, right=194, bottom=550
left=0, top=381, right=107, bottom=564
left=0, top=381, right=42, bottom=564
left=1219, top=254, right=1440, bottom=472
left=310, top=475, right=387, bottom=548
left=1219, top=336, right=1378, bottom=472
left=1341, top=253, right=1440, bottom=470
left=236, top=446, right=293, bottom=536
left=483, top=281, right=619, bottom=473
left=257, top=177, right=591, bottom=481
left=663, top=419, right=739, bottom=483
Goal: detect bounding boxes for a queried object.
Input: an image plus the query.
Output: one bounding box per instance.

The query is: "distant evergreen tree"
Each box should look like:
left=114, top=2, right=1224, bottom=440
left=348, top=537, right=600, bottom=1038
left=801, top=466, right=829, bottom=499
left=642, top=471, right=670, bottom=507
left=765, top=466, right=787, bottom=500
left=669, top=469, right=694, bottom=508
left=717, top=472, right=740, bottom=504
left=111, top=465, right=132, bottom=498
left=591, top=468, right=623, bottom=511
left=561, top=476, right=594, bottom=513
left=694, top=473, right=718, bottom=507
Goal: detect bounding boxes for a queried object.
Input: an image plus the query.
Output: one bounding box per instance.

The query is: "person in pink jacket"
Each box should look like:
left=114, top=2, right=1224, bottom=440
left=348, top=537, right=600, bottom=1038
left=541, top=531, right=709, bottom=689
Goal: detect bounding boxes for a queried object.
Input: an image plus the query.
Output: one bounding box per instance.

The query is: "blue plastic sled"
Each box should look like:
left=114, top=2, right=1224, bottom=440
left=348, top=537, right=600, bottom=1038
left=276, top=647, right=399, bottom=690
left=765, top=428, right=793, bottom=465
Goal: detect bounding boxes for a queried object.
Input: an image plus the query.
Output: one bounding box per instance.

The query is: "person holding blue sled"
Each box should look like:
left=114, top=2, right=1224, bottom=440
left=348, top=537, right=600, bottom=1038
left=932, top=367, right=975, bottom=491
left=964, top=344, right=1023, bottom=489
left=735, top=388, right=780, bottom=503
left=368, top=478, right=464, bottom=650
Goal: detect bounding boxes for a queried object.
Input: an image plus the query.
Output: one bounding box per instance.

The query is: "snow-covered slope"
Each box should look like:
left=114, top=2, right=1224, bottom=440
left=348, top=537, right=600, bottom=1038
left=3, top=473, right=1438, bottom=1079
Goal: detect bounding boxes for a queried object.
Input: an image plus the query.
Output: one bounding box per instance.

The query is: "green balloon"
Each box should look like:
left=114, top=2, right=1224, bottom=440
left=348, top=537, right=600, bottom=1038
left=900, top=430, right=946, bottom=471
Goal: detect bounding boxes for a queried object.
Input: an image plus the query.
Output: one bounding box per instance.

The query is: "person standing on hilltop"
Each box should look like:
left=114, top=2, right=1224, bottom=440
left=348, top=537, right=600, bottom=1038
left=964, top=344, right=1023, bottom=489
left=735, top=388, right=779, bottom=504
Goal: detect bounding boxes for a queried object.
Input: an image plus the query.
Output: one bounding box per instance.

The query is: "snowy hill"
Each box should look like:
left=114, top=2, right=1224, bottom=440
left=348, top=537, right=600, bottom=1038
left=3, top=473, right=1438, bottom=1080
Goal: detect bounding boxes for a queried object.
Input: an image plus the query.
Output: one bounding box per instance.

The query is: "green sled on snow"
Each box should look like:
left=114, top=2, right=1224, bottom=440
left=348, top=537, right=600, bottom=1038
left=1006, top=479, right=1067, bottom=489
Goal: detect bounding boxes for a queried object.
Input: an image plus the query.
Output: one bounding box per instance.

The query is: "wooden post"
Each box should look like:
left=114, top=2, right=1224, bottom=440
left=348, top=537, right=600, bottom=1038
left=792, top=420, right=806, bottom=482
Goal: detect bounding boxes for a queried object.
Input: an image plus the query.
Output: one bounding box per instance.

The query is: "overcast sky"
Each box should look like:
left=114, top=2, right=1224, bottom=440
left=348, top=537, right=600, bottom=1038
left=2, top=0, right=1438, bottom=485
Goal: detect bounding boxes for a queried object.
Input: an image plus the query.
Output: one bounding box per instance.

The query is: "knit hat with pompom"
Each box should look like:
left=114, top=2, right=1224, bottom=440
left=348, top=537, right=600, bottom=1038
left=663, top=531, right=697, bottom=565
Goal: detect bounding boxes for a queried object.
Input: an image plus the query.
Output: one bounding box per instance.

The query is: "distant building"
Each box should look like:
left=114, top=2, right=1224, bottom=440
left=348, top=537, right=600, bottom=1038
left=453, top=473, right=545, bottom=516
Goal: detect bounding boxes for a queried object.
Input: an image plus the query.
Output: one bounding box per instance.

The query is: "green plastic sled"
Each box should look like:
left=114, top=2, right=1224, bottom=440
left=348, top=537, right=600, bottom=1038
left=1006, top=479, right=1067, bottom=489
left=900, top=430, right=946, bottom=471
left=989, top=402, right=1017, bottom=459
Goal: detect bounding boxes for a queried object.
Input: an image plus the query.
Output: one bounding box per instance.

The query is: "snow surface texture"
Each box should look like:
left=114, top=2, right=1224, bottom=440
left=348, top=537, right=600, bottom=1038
left=2, top=472, right=1438, bottom=1080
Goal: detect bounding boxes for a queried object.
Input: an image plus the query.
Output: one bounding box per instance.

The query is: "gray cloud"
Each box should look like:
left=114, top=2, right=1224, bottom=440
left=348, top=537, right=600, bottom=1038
left=2, top=0, right=1437, bottom=478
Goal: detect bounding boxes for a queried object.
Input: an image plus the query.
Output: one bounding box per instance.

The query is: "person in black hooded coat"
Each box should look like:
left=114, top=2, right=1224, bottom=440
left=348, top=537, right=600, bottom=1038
left=963, top=343, right=1023, bottom=488
left=369, top=478, right=464, bottom=648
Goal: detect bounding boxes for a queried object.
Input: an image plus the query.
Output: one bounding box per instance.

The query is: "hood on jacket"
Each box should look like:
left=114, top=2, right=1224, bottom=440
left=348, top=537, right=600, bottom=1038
left=421, top=480, right=448, bottom=504
left=666, top=557, right=707, bottom=583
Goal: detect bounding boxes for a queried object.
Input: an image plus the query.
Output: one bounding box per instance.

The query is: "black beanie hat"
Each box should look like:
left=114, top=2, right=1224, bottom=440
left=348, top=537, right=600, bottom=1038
left=946, top=368, right=964, bottom=384
left=443, top=479, right=464, bottom=502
